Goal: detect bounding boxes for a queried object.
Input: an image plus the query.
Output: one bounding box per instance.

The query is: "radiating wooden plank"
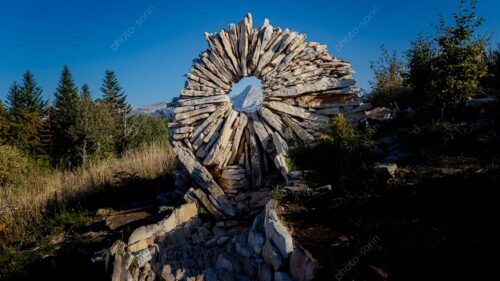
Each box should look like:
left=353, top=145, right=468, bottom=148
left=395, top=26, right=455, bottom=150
left=190, top=103, right=230, bottom=142
left=203, top=110, right=238, bottom=165
left=202, top=117, right=225, bottom=143
left=281, top=115, right=315, bottom=143
left=227, top=113, right=248, bottom=164
left=247, top=118, right=262, bottom=188
left=272, top=132, right=289, bottom=155
left=172, top=141, right=235, bottom=217
left=258, top=107, right=293, bottom=141
left=178, top=95, right=230, bottom=107
left=251, top=112, right=272, bottom=153
left=264, top=101, right=330, bottom=123
left=168, top=126, right=194, bottom=134
left=219, top=29, right=241, bottom=76
left=174, top=105, right=216, bottom=121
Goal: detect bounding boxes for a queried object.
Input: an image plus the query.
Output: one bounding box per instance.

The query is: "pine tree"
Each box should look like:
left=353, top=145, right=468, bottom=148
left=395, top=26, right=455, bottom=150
left=100, top=70, right=131, bottom=116
left=53, top=65, right=80, bottom=166
left=0, top=100, right=11, bottom=144
left=5, top=81, right=23, bottom=118
left=80, top=83, right=92, bottom=101
left=100, top=70, right=132, bottom=155
left=77, top=84, right=94, bottom=165
left=4, top=72, right=46, bottom=152
left=19, top=71, right=46, bottom=115
left=9, top=110, right=43, bottom=151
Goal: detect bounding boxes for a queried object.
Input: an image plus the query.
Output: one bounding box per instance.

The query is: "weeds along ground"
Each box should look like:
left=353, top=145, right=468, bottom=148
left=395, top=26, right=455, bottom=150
left=0, top=143, right=176, bottom=257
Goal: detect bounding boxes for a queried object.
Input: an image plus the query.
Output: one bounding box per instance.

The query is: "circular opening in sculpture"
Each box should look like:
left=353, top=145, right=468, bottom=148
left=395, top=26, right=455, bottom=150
left=228, top=77, right=264, bottom=113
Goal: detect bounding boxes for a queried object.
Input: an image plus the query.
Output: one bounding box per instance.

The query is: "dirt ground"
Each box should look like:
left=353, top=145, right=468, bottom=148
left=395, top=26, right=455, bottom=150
left=282, top=170, right=496, bottom=281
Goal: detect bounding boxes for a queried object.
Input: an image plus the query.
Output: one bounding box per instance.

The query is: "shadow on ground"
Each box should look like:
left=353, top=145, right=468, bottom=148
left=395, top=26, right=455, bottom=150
left=283, top=170, right=497, bottom=281
left=7, top=173, right=175, bottom=281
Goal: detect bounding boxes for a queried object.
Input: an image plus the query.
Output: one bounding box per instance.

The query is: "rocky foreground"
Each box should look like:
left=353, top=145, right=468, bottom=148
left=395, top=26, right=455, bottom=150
left=109, top=198, right=314, bottom=281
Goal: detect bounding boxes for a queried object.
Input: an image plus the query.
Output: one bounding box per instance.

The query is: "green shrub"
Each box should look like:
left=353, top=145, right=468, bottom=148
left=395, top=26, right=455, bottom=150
left=369, top=46, right=412, bottom=109
left=122, top=114, right=169, bottom=152
left=0, top=145, right=44, bottom=189
left=321, top=115, right=371, bottom=152
left=405, top=35, right=437, bottom=109
left=406, top=0, right=487, bottom=116
left=290, top=115, right=373, bottom=184
left=270, top=187, right=286, bottom=203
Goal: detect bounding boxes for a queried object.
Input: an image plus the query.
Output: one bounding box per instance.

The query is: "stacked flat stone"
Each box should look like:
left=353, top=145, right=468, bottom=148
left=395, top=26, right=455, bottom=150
left=170, top=14, right=364, bottom=218
left=110, top=201, right=310, bottom=281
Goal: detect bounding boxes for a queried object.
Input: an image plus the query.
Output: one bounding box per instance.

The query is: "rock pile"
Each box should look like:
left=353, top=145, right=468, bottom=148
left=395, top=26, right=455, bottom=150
left=169, top=13, right=369, bottom=219
left=110, top=200, right=315, bottom=281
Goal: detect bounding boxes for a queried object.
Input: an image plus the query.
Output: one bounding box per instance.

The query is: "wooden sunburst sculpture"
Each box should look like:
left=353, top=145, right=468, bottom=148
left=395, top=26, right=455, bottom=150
left=170, top=14, right=365, bottom=218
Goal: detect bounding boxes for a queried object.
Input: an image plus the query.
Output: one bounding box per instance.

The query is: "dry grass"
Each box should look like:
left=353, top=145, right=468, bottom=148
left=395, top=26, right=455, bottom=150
left=0, top=142, right=176, bottom=247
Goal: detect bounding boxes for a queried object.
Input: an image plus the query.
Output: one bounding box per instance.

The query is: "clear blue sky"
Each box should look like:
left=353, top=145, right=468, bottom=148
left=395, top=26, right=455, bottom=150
left=1, top=0, right=499, bottom=107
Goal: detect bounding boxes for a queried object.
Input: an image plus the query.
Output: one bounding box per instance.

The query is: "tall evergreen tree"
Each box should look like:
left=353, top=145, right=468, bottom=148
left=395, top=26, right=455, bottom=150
left=10, top=110, right=43, bottom=151
left=0, top=100, right=10, bottom=144
left=19, top=71, right=46, bottom=115
left=53, top=65, right=80, bottom=166
left=100, top=70, right=131, bottom=115
left=77, top=84, right=93, bottom=165
left=5, top=81, right=23, bottom=118
left=80, top=83, right=92, bottom=101
left=100, top=70, right=131, bottom=155
left=4, top=72, right=45, bottom=152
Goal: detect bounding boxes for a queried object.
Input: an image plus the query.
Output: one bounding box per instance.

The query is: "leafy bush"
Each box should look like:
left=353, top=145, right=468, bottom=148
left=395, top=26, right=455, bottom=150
left=369, top=46, right=412, bottom=109
left=321, top=115, right=370, bottom=152
left=370, top=1, right=489, bottom=117
left=290, top=115, right=373, bottom=184
left=405, top=0, right=487, bottom=116
left=73, top=98, right=118, bottom=166
left=270, top=186, right=286, bottom=203
left=0, top=145, right=40, bottom=189
left=122, top=114, right=169, bottom=152
left=405, top=35, right=437, bottom=109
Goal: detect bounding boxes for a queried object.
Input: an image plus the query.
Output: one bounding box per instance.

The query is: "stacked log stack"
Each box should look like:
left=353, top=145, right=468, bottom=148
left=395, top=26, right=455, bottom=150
left=170, top=14, right=366, bottom=218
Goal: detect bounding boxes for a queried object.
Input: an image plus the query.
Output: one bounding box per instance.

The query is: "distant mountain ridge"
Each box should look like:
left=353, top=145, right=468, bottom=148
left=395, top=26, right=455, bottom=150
left=231, top=85, right=263, bottom=112
left=133, top=84, right=263, bottom=119
left=132, top=101, right=174, bottom=119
